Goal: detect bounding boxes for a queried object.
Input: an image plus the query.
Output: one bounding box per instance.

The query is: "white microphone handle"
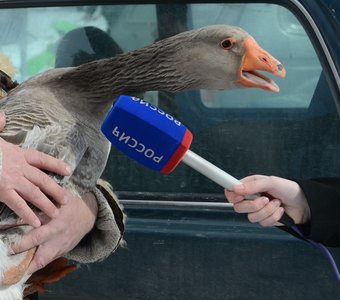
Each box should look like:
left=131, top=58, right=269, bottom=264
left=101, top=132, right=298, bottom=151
left=181, top=150, right=293, bottom=226
left=182, top=150, right=256, bottom=200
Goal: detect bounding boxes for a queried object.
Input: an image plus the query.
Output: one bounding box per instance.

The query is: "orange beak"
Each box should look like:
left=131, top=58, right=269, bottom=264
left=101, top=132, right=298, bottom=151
left=240, top=36, right=286, bottom=92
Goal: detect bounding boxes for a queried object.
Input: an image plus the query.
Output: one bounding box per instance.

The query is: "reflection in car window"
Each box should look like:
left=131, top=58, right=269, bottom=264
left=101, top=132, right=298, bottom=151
left=0, top=5, right=158, bottom=80
left=0, top=3, right=337, bottom=196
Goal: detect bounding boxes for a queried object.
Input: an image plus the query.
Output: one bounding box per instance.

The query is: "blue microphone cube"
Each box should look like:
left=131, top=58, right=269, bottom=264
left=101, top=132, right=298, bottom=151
left=101, top=95, right=192, bottom=173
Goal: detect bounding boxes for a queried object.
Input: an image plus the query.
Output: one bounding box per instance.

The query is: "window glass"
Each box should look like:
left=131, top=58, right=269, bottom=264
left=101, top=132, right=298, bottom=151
left=0, top=3, right=338, bottom=197
left=0, top=5, right=158, bottom=80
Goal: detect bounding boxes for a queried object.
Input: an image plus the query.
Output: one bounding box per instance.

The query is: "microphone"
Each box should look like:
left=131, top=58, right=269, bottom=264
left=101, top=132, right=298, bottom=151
left=101, top=95, right=294, bottom=226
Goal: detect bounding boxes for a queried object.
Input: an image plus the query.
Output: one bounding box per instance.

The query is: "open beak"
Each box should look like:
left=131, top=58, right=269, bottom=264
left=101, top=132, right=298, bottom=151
left=240, top=36, right=286, bottom=92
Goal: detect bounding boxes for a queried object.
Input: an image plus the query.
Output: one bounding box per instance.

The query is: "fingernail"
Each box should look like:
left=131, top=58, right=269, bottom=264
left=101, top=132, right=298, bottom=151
left=65, top=165, right=72, bottom=174
left=263, top=197, right=270, bottom=204
left=53, top=208, right=59, bottom=217
left=273, top=199, right=281, bottom=206
left=33, top=219, right=41, bottom=227
left=62, top=195, right=69, bottom=204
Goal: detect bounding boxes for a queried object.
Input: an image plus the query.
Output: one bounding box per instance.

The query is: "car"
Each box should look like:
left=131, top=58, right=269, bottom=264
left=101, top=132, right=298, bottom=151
left=0, top=0, right=339, bottom=299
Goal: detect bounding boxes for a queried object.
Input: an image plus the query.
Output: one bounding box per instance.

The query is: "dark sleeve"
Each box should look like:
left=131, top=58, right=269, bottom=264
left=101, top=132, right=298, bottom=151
left=292, top=177, right=340, bottom=247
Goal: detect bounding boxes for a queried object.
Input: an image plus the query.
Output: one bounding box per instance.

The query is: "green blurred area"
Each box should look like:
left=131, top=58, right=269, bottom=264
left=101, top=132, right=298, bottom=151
left=27, top=20, right=77, bottom=75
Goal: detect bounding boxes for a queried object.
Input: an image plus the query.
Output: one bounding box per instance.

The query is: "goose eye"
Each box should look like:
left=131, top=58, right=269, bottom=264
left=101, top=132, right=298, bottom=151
left=220, top=38, right=234, bottom=50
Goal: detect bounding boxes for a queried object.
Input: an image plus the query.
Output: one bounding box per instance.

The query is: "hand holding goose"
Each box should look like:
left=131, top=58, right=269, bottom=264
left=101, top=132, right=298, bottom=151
left=0, top=122, right=71, bottom=229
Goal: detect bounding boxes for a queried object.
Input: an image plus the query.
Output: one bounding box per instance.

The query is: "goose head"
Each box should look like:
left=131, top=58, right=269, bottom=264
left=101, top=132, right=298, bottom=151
left=161, top=24, right=285, bottom=92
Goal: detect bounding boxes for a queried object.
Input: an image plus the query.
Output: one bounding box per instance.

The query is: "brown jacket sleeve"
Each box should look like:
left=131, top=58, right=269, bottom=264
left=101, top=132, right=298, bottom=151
left=66, top=180, right=125, bottom=263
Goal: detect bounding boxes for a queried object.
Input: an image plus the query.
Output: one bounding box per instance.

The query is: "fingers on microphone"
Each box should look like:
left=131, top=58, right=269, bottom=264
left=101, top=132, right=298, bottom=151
left=233, top=196, right=270, bottom=213
left=248, top=199, right=284, bottom=226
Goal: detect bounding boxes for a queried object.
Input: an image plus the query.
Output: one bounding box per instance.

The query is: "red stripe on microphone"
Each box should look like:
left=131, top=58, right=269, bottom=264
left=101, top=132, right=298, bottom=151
left=161, top=129, right=193, bottom=174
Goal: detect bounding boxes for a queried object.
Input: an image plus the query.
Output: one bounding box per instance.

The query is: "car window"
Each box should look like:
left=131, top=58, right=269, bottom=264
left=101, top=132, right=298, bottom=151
left=0, top=5, right=158, bottom=79
left=0, top=3, right=338, bottom=197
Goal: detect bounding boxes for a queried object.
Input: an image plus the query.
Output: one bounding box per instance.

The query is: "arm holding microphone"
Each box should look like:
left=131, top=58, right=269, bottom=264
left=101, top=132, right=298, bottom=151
left=226, top=175, right=340, bottom=247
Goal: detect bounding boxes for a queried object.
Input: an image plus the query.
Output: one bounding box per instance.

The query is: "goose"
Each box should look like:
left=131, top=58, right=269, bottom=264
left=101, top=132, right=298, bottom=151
left=0, top=24, right=285, bottom=299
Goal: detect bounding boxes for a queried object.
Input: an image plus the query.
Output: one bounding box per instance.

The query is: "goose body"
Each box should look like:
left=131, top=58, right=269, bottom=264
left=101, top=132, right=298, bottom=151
left=0, top=25, right=285, bottom=299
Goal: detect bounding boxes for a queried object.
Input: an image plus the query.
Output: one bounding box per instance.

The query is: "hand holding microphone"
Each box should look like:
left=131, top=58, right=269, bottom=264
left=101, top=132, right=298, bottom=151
left=225, top=175, right=311, bottom=227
